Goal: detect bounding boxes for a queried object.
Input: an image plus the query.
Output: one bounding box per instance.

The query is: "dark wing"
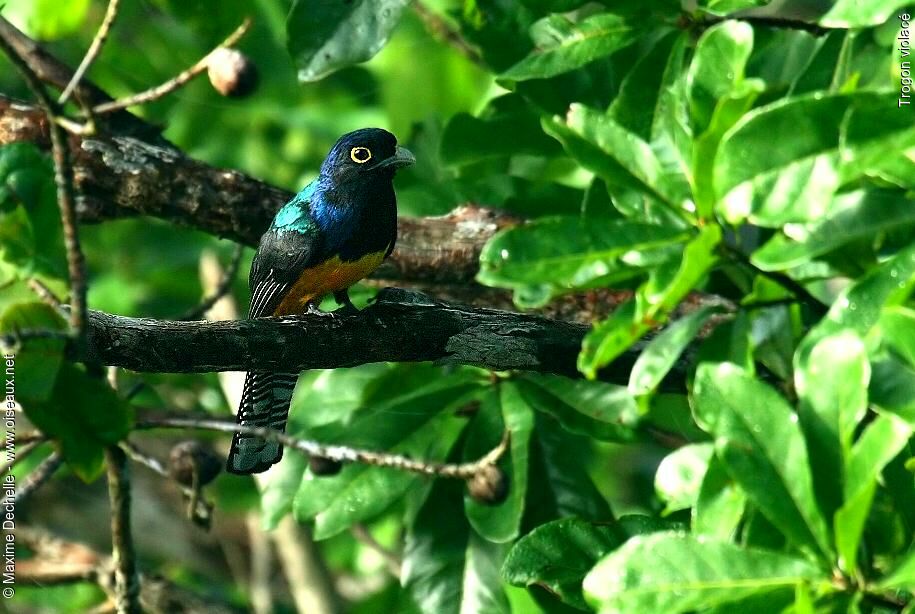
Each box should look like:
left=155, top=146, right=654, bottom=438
left=247, top=227, right=320, bottom=318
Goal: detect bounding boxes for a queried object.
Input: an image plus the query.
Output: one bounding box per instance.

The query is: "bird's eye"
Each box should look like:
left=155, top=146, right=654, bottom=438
left=350, top=146, right=372, bottom=163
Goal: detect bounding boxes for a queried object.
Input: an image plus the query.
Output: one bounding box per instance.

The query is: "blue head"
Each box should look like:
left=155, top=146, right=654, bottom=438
left=319, top=128, right=415, bottom=187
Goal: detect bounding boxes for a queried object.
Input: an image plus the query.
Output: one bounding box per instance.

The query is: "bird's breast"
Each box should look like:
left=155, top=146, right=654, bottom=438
left=272, top=248, right=389, bottom=315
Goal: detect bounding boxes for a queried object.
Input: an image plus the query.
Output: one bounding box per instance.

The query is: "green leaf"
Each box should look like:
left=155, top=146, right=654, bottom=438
left=693, top=454, right=747, bottom=540
left=4, top=0, right=91, bottom=39
left=835, top=414, right=912, bottom=574
left=525, top=411, right=615, bottom=524
left=698, top=0, right=771, bottom=15
left=27, top=362, right=133, bottom=482
left=545, top=105, right=691, bottom=211
left=629, top=305, right=722, bottom=396
left=464, top=383, right=534, bottom=543
left=880, top=306, right=915, bottom=367
left=286, top=0, right=410, bottom=82
left=752, top=190, right=915, bottom=271
left=293, top=377, right=478, bottom=539
left=797, top=242, right=915, bottom=367
left=583, top=532, right=823, bottom=613
left=716, top=93, right=912, bottom=227
left=686, top=21, right=754, bottom=132
left=403, top=478, right=510, bottom=614
left=0, top=143, right=65, bottom=278
left=877, top=547, right=915, bottom=590
left=477, top=216, right=688, bottom=307
left=609, top=31, right=680, bottom=140
left=870, top=356, right=915, bottom=423
left=691, top=80, right=763, bottom=218
left=0, top=302, right=67, bottom=404
left=821, top=0, right=913, bottom=28
left=578, top=225, right=721, bottom=379
left=795, top=330, right=869, bottom=519
left=692, top=363, right=833, bottom=560
left=259, top=452, right=309, bottom=531
left=502, top=518, right=624, bottom=610
left=440, top=96, right=560, bottom=166
left=655, top=443, right=714, bottom=515
left=518, top=375, right=639, bottom=442
left=500, top=13, right=635, bottom=81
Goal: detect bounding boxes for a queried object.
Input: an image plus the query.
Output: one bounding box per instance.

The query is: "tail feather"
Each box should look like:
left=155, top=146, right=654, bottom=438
left=226, top=371, right=299, bottom=474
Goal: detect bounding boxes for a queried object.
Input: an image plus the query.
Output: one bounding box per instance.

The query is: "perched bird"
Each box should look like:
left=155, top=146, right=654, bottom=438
left=227, top=128, right=415, bottom=474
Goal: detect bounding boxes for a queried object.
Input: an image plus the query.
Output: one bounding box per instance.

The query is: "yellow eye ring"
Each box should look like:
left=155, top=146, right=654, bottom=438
left=350, top=146, right=372, bottom=163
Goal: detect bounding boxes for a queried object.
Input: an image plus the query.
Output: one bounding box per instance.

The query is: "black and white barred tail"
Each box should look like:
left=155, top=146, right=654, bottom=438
left=226, top=370, right=299, bottom=474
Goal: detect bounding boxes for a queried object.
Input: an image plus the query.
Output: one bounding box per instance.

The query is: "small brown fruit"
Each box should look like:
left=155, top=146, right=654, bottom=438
left=467, top=464, right=508, bottom=505
left=168, top=441, right=222, bottom=486
left=309, top=455, right=343, bottom=476
left=207, top=47, right=259, bottom=98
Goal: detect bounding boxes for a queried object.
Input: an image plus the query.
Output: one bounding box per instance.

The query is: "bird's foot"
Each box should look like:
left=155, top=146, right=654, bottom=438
left=333, top=290, right=361, bottom=316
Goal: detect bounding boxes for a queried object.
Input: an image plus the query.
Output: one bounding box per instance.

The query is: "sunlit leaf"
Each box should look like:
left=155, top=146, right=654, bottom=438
left=692, top=363, right=833, bottom=560
left=583, top=533, right=823, bottom=613
left=287, top=0, right=410, bottom=82
left=500, top=13, right=635, bottom=81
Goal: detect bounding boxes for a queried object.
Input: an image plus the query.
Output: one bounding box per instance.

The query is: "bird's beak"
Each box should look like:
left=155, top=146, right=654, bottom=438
left=380, top=146, right=415, bottom=170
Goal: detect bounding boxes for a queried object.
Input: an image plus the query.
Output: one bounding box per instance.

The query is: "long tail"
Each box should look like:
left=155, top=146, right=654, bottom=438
left=226, top=370, right=299, bottom=474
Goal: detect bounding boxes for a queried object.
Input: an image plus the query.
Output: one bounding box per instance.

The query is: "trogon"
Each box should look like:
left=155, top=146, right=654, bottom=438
left=226, top=128, right=414, bottom=474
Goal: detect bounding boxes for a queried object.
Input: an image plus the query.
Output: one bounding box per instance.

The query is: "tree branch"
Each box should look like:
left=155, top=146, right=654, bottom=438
left=105, top=446, right=141, bottom=614
left=0, top=95, right=516, bottom=285
left=79, top=288, right=673, bottom=385
left=92, top=18, right=252, bottom=115
left=0, top=29, right=89, bottom=347
left=137, top=415, right=510, bottom=480
left=18, top=525, right=242, bottom=613
left=59, top=0, right=122, bottom=105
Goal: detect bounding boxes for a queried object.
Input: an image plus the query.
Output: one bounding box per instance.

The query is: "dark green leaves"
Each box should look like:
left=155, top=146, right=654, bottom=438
left=463, top=384, right=534, bottom=543
left=286, top=0, right=410, bottom=81
left=404, top=478, right=510, bottom=614
left=27, top=363, right=133, bottom=482
left=500, top=14, right=635, bottom=82
left=502, top=518, right=623, bottom=610
left=293, top=375, right=479, bottom=539
left=583, top=533, right=822, bottom=613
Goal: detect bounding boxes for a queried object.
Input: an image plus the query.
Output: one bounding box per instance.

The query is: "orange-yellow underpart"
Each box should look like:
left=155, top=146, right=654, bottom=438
left=273, top=250, right=387, bottom=315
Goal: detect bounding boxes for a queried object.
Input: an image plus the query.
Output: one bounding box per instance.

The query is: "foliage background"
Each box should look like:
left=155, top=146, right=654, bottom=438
left=1, top=0, right=915, bottom=612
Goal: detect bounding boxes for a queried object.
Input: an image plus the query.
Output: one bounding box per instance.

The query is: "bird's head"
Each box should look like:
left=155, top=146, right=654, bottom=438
left=319, top=128, right=415, bottom=185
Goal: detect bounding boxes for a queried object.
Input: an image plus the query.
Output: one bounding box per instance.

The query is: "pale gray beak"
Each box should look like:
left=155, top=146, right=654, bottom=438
left=380, top=146, right=415, bottom=170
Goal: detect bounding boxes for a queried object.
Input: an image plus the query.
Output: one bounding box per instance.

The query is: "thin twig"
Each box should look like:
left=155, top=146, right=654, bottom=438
left=15, top=430, right=47, bottom=446
left=14, top=451, right=63, bottom=504
left=179, top=244, right=245, bottom=321
left=0, top=329, right=72, bottom=350
left=412, top=2, right=483, bottom=65
left=137, top=417, right=510, bottom=480
left=696, top=13, right=829, bottom=37
left=93, top=18, right=252, bottom=115
left=0, top=439, right=45, bottom=474
left=59, top=0, right=121, bottom=105
left=105, top=446, right=141, bottom=614
left=0, top=32, right=89, bottom=346
left=28, top=278, right=64, bottom=310
left=721, top=244, right=827, bottom=316
left=120, top=441, right=213, bottom=527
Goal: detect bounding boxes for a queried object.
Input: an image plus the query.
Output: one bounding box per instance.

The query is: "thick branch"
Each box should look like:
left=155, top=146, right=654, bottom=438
left=80, top=289, right=680, bottom=386
left=0, top=96, right=515, bottom=285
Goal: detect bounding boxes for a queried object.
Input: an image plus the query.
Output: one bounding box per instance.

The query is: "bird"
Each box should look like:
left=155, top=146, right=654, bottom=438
left=226, top=128, right=415, bottom=474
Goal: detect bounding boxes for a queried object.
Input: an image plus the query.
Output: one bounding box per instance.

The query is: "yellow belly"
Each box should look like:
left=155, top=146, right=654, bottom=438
left=273, top=250, right=387, bottom=315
